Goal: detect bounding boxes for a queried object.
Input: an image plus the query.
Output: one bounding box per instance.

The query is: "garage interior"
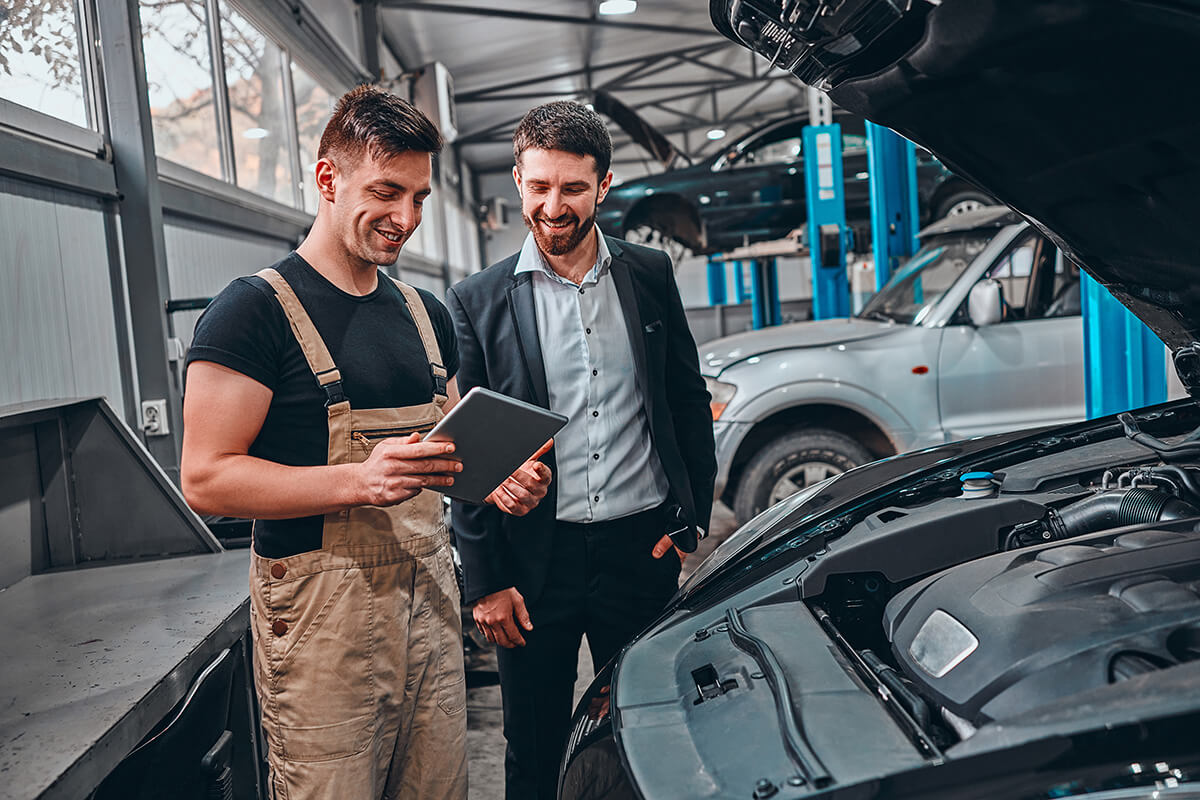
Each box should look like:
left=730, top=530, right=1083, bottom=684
left=2, top=1, right=1196, bottom=799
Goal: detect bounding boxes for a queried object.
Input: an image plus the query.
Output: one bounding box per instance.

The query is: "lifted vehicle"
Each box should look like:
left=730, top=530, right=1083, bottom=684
left=596, top=114, right=992, bottom=258
left=708, top=205, right=1084, bottom=523
left=559, top=0, right=1200, bottom=797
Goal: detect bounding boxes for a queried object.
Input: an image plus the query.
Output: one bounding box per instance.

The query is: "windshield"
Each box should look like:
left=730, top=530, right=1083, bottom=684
left=858, top=231, right=993, bottom=325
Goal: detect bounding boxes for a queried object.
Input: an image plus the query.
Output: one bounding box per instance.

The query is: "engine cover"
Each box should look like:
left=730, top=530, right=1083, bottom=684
left=883, top=525, right=1200, bottom=725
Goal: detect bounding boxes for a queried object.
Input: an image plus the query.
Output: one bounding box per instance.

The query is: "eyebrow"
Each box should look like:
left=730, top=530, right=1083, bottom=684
left=367, top=180, right=432, bottom=195
left=526, top=179, right=592, bottom=189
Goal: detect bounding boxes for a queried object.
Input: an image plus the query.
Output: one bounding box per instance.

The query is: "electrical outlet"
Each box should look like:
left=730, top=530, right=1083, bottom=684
left=141, top=399, right=169, bottom=436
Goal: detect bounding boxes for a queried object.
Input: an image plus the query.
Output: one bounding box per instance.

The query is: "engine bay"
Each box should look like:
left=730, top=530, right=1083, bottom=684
left=805, top=409, right=1200, bottom=753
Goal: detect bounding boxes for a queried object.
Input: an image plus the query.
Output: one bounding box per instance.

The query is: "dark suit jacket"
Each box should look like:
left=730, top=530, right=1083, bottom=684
left=446, top=235, right=717, bottom=606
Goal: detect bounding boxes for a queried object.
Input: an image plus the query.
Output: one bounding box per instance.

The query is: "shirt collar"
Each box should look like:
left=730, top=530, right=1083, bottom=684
left=514, top=226, right=612, bottom=286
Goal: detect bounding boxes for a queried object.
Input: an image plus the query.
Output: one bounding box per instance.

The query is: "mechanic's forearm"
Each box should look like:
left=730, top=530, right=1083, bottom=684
left=183, top=453, right=365, bottom=519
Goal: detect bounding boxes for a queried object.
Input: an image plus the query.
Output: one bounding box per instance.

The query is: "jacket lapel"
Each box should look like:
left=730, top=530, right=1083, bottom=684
left=507, top=272, right=550, bottom=408
left=610, top=253, right=652, bottom=415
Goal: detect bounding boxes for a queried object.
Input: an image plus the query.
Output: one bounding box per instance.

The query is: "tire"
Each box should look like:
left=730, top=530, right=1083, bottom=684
left=933, top=189, right=992, bottom=220
left=732, top=428, right=873, bottom=524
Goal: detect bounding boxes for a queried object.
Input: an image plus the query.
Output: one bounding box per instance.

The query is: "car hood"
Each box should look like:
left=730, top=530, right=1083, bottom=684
left=710, top=0, right=1200, bottom=395
left=700, top=317, right=896, bottom=374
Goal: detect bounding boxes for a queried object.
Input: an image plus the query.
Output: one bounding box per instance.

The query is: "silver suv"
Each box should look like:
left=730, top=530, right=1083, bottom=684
left=705, top=206, right=1085, bottom=523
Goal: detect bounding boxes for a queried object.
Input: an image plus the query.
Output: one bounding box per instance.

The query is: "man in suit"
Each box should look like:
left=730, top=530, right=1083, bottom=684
left=446, top=101, right=716, bottom=799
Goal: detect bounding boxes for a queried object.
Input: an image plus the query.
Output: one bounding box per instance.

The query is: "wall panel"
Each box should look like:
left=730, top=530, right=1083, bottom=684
left=0, top=178, right=124, bottom=411
left=163, top=217, right=293, bottom=349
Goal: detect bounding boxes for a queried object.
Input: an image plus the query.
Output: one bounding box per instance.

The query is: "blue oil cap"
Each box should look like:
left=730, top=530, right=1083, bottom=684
left=962, top=471, right=994, bottom=482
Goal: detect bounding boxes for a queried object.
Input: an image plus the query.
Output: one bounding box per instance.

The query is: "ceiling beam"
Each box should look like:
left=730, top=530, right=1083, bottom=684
left=455, top=41, right=731, bottom=101
left=675, top=52, right=750, bottom=82
left=379, top=2, right=717, bottom=37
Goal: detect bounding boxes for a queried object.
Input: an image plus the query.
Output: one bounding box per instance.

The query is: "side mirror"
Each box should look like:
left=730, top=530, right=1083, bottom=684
left=968, top=279, right=1004, bottom=326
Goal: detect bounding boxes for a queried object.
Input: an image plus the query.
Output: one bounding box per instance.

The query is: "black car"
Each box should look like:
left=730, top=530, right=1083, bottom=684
left=596, top=115, right=992, bottom=256
left=560, top=1, right=1200, bottom=798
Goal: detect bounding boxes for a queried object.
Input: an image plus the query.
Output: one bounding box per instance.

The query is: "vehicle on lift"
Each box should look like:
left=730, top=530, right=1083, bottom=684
left=595, top=114, right=992, bottom=258
left=559, top=1, right=1200, bottom=798
left=709, top=205, right=1084, bottom=524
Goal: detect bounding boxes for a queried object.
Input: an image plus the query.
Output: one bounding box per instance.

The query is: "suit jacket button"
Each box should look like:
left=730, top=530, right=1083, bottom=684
left=270, top=563, right=287, bottom=579
left=272, top=620, right=288, bottom=637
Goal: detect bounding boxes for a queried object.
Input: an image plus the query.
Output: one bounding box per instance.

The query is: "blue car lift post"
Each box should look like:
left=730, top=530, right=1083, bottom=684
left=803, top=89, right=850, bottom=319
left=865, top=121, right=921, bottom=288
left=1082, top=275, right=1167, bottom=418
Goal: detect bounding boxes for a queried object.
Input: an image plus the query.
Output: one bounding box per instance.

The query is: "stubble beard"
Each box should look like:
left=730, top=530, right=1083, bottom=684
left=524, top=210, right=596, bottom=257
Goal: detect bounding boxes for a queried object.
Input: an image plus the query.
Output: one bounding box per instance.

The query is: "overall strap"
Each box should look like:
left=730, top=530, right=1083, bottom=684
left=390, top=278, right=449, bottom=402
left=257, top=268, right=347, bottom=407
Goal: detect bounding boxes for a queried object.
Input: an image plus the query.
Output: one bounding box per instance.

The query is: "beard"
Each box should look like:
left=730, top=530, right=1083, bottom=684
left=523, top=208, right=595, bottom=256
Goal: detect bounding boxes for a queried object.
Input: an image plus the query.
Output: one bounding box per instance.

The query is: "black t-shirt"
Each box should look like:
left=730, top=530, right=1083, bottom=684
left=186, top=252, right=459, bottom=559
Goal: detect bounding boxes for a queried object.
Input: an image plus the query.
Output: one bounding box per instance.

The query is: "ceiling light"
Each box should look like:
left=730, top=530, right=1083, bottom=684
left=243, top=127, right=269, bottom=139
left=598, top=0, right=637, bottom=15
left=706, top=128, right=726, bottom=140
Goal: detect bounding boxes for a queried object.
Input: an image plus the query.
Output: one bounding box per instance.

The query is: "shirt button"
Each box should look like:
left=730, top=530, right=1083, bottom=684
left=594, top=495, right=600, bottom=502
left=270, top=563, right=287, bottom=579
left=586, top=327, right=592, bottom=334
left=593, top=453, right=600, bottom=460
left=272, top=620, right=288, bottom=637
left=592, top=369, right=598, bottom=376
left=592, top=410, right=599, bottom=417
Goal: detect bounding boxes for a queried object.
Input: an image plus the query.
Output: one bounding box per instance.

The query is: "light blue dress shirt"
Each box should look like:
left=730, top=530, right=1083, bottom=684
left=514, top=228, right=670, bottom=523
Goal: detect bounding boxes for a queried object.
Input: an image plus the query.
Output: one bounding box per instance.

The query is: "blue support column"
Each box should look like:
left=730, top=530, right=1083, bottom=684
left=748, top=258, right=780, bottom=329
left=1081, top=273, right=1167, bottom=418
left=803, top=123, right=850, bottom=319
left=733, top=260, right=749, bottom=303
left=706, top=256, right=727, bottom=305
left=865, top=121, right=920, bottom=289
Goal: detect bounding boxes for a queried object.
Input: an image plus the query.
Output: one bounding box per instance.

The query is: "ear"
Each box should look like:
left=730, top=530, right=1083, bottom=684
left=597, top=170, right=614, bottom=204
left=314, top=158, right=338, bottom=203
left=512, top=164, right=522, bottom=196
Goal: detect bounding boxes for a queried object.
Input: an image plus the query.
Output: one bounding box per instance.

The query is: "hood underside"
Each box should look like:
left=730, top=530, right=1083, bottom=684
left=714, top=0, right=1200, bottom=386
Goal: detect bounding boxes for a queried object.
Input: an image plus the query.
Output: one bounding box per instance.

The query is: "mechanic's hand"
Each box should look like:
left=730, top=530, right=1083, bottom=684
left=651, top=534, right=687, bottom=563
left=356, top=432, right=461, bottom=506
left=487, top=439, right=553, bottom=517
left=473, top=587, right=533, bottom=648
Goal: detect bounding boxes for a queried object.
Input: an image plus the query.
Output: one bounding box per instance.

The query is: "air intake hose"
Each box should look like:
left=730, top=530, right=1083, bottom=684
left=1049, top=488, right=1198, bottom=539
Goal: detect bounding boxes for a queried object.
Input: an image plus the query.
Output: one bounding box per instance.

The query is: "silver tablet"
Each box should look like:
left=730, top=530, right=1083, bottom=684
left=425, top=387, right=567, bottom=504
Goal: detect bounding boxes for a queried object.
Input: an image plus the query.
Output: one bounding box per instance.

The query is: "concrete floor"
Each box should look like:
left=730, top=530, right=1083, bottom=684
left=465, top=502, right=738, bottom=799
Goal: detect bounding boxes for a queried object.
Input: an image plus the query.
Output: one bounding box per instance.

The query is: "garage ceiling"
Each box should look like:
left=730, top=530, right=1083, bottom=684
left=379, top=0, right=815, bottom=181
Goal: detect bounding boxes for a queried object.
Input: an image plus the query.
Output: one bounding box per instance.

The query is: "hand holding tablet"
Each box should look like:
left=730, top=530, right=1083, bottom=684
left=424, top=387, right=567, bottom=504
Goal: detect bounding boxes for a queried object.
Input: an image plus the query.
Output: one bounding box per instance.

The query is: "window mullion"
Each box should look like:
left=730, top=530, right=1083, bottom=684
left=205, top=0, right=237, bottom=184
left=279, top=48, right=304, bottom=210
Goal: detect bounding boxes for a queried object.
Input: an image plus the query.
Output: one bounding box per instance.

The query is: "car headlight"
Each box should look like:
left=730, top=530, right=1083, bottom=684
left=705, top=377, right=737, bottom=420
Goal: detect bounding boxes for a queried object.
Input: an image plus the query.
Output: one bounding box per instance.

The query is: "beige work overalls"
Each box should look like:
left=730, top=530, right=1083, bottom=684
left=248, top=268, right=467, bottom=800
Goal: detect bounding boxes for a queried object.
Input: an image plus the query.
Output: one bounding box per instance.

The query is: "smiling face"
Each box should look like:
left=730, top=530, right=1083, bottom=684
left=515, top=147, right=613, bottom=257
left=316, top=149, right=432, bottom=268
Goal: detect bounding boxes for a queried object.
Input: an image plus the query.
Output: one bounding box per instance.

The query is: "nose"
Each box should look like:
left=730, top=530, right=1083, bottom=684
left=542, top=189, right=567, bottom=219
left=388, top=201, right=416, bottom=232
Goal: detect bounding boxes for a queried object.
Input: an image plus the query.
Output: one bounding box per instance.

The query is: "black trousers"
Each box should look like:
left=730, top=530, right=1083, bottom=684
left=495, top=504, right=681, bottom=800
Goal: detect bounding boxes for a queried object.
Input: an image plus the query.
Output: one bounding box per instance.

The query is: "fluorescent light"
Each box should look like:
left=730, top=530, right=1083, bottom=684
left=243, top=127, right=269, bottom=139
left=598, top=0, right=637, bottom=15
left=706, top=128, right=726, bottom=140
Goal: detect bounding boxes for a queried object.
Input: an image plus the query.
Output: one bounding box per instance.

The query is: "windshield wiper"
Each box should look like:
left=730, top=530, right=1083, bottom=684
left=859, top=309, right=895, bottom=323
left=725, top=607, right=833, bottom=789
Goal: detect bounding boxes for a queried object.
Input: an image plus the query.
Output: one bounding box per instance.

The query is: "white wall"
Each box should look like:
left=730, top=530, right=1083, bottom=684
left=163, top=218, right=295, bottom=350
left=0, top=178, right=126, bottom=413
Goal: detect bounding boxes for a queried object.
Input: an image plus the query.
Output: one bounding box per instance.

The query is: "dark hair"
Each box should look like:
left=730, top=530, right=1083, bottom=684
left=318, top=84, right=443, bottom=167
left=512, top=101, right=612, bottom=176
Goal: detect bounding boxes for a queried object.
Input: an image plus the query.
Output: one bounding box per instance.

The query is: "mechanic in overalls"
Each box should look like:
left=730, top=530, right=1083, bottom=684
left=181, top=86, right=552, bottom=800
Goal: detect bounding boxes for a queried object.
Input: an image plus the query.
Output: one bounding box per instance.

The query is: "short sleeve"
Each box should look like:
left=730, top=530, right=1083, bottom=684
left=185, top=277, right=288, bottom=390
left=417, top=289, right=460, bottom=380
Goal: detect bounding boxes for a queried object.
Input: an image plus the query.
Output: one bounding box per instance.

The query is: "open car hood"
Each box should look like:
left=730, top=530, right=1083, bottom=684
left=710, top=0, right=1200, bottom=394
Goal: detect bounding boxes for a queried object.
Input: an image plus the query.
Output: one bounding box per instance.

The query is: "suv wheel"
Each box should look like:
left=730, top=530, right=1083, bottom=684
left=934, top=189, right=992, bottom=219
left=733, top=429, right=872, bottom=524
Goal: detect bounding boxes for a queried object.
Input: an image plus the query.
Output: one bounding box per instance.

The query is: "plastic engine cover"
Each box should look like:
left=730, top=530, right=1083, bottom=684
left=883, top=526, right=1200, bottom=725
